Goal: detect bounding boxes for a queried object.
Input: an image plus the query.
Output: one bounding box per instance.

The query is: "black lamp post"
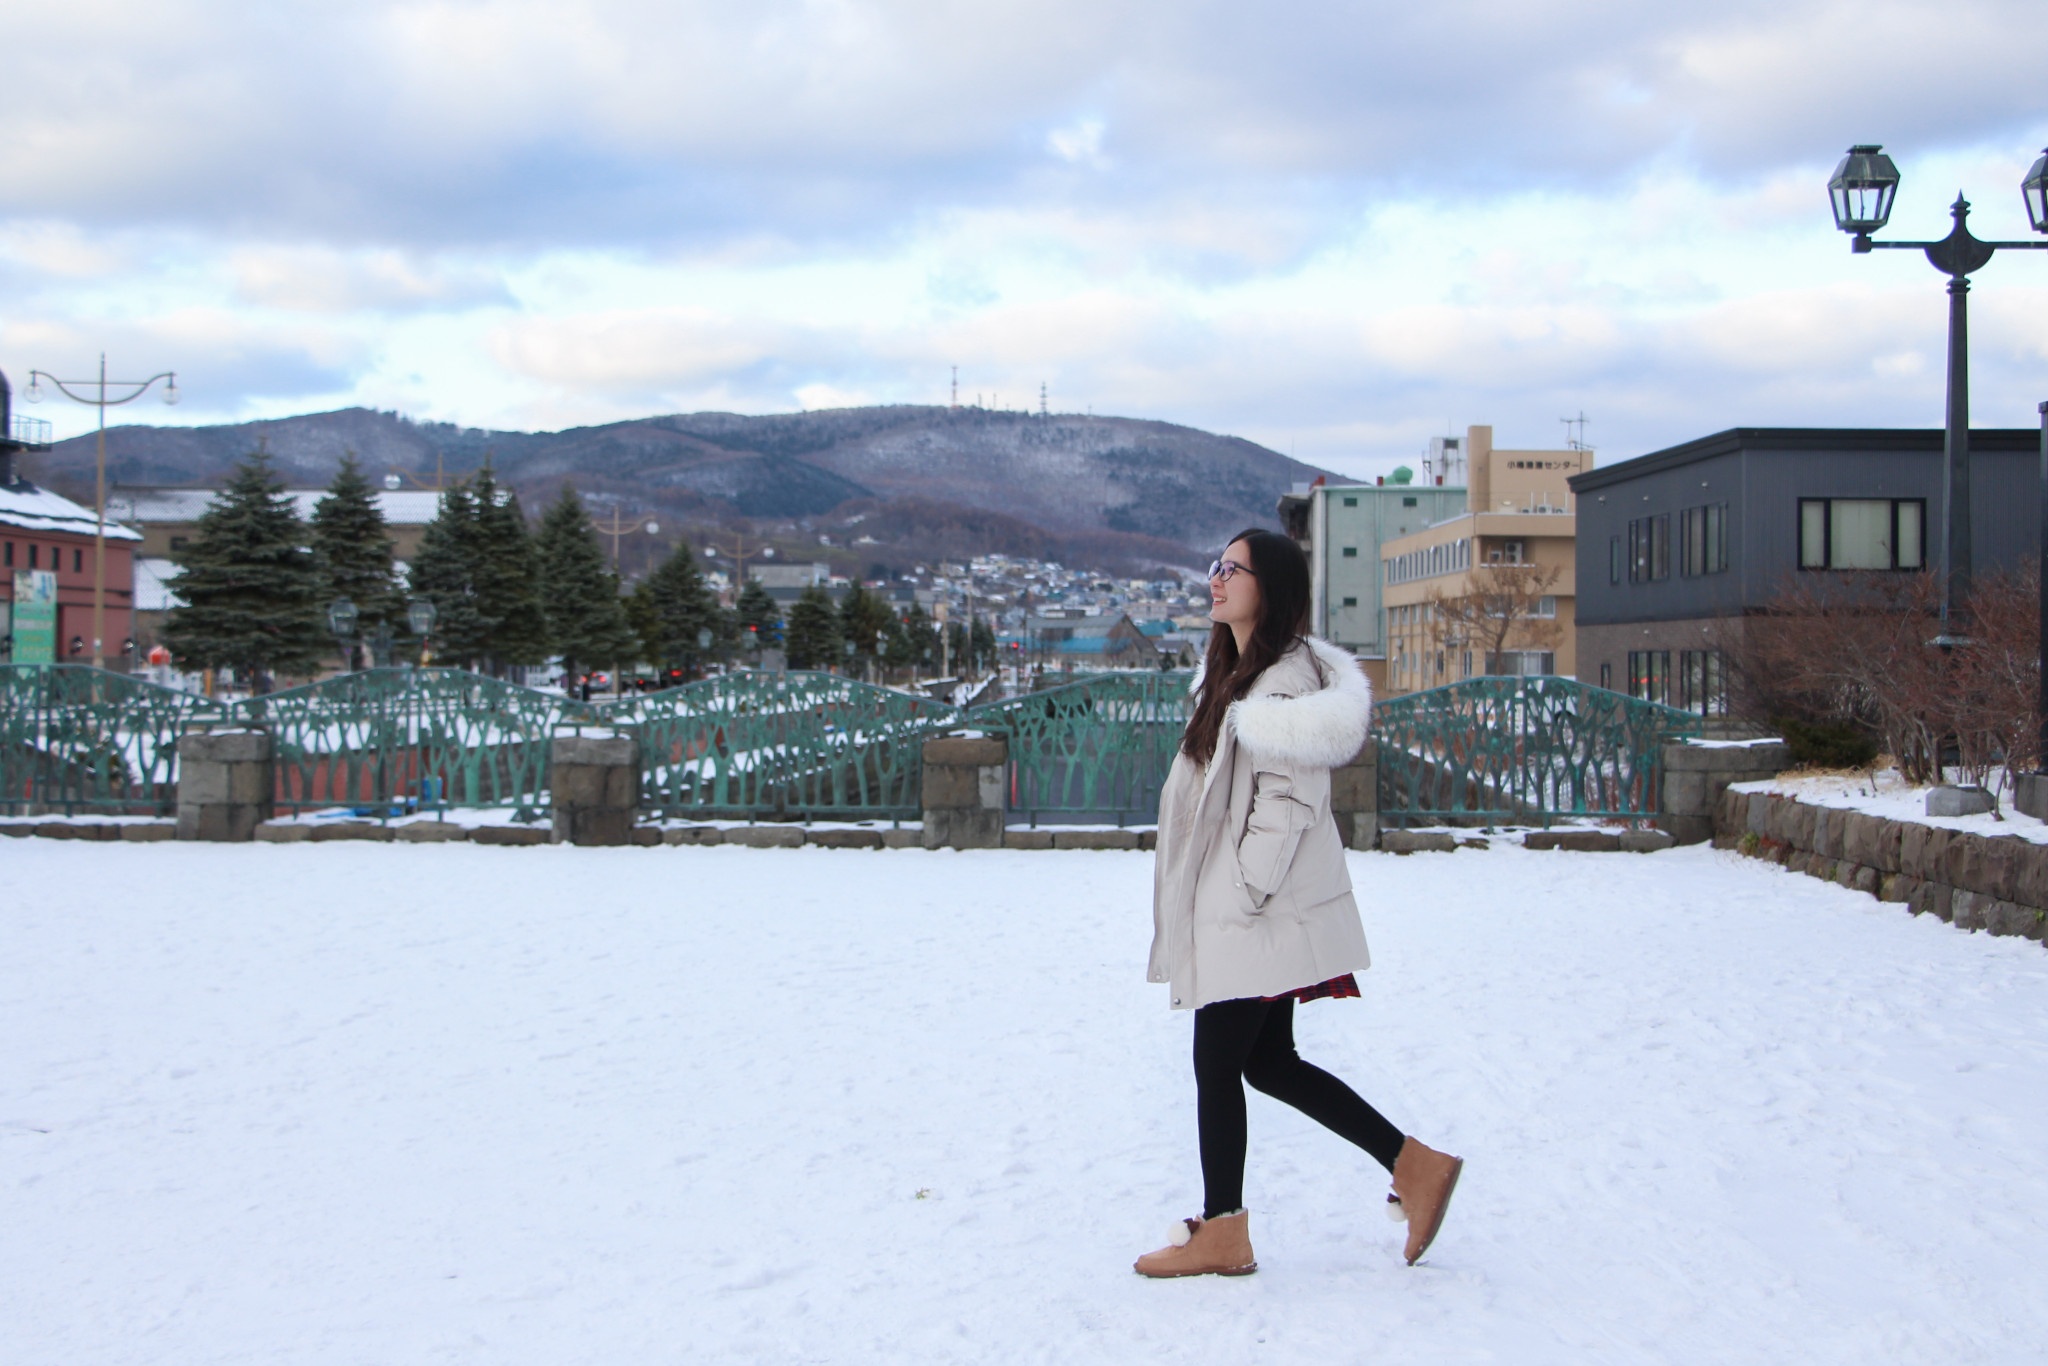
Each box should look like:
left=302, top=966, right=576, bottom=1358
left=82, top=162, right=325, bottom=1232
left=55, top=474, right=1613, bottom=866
left=1829, top=144, right=2048, bottom=638
left=407, top=598, right=437, bottom=667
left=327, top=598, right=359, bottom=673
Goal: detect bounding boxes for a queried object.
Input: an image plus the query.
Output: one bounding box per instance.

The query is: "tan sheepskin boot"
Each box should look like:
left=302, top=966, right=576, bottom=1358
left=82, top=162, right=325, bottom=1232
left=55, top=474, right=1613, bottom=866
left=1133, top=1211, right=1257, bottom=1278
left=1386, top=1137, right=1463, bottom=1265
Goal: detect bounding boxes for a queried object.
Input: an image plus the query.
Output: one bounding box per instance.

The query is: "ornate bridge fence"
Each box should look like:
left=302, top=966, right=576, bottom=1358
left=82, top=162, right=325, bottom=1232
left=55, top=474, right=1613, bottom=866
left=0, top=666, right=226, bottom=815
left=4, top=665, right=1701, bottom=830
left=970, top=672, right=1189, bottom=826
left=616, top=671, right=962, bottom=821
left=1371, top=676, right=1703, bottom=827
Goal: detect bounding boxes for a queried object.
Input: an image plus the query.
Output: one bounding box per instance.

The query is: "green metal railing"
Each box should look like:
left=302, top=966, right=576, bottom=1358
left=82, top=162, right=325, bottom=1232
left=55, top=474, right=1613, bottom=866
left=3, top=664, right=1703, bottom=831
left=250, top=670, right=582, bottom=816
left=968, top=672, right=1190, bottom=825
left=1371, top=676, right=1703, bottom=827
left=614, top=671, right=962, bottom=820
left=0, top=665, right=226, bottom=815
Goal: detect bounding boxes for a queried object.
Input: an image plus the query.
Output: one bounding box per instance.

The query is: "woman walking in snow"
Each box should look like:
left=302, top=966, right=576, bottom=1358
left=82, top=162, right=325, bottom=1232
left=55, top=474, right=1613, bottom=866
left=1134, top=528, right=1463, bottom=1278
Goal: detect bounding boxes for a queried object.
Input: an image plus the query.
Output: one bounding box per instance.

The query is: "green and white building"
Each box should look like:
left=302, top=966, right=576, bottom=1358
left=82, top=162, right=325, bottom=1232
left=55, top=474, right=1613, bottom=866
left=1277, top=465, right=1467, bottom=693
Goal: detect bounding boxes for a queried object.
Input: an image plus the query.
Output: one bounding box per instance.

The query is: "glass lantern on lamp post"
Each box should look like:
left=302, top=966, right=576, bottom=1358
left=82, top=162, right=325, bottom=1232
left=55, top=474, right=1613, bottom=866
left=407, top=599, right=437, bottom=668
left=327, top=598, right=359, bottom=674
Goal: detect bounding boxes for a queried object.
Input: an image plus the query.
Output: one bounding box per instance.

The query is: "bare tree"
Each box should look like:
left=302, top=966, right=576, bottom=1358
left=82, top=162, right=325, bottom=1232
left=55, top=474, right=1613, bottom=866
left=1733, top=566, right=2040, bottom=789
left=1423, top=561, right=1566, bottom=677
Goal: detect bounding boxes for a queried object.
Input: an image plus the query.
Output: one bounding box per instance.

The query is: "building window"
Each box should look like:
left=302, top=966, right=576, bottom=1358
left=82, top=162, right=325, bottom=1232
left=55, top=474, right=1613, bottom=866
left=1599, top=662, right=1613, bottom=690
left=1341, top=596, right=1357, bottom=607
left=1680, top=503, right=1728, bottom=576
left=1627, top=515, right=1670, bottom=583
left=169, top=536, right=189, bottom=552
left=1402, top=496, right=1418, bottom=507
left=1530, top=595, right=1557, bottom=618
left=3, top=541, right=11, bottom=567
left=1609, top=537, right=1621, bottom=585
left=1342, top=496, right=1358, bottom=507
left=73, top=548, right=83, bottom=573
left=1679, top=650, right=1728, bottom=717
left=1798, top=498, right=1925, bottom=571
left=1342, top=547, right=1358, bottom=558
left=1486, top=650, right=1555, bottom=676
left=1627, top=649, right=1672, bottom=705
left=28, top=544, right=38, bottom=569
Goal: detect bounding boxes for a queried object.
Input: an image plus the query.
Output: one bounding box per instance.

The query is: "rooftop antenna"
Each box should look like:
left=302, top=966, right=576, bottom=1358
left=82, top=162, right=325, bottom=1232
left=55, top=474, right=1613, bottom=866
left=1561, top=411, right=1592, bottom=451
left=951, top=366, right=959, bottom=410
left=1039, top=381, right=1047, bottom=417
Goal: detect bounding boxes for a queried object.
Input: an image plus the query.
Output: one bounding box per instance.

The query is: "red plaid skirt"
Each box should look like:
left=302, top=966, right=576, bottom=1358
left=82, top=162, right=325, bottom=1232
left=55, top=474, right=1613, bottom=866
left=1265, top=973, right=1361, bottom=1005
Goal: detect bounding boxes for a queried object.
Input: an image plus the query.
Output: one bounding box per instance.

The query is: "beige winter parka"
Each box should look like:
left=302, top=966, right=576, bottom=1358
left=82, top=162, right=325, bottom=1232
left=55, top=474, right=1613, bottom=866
left=1148, top=636, right=1373, bottom=1011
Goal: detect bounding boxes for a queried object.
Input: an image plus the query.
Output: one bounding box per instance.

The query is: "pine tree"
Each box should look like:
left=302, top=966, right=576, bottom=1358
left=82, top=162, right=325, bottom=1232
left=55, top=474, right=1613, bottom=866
left=736, top=577, right=782, bottom=645
left=468, top=465, right=550, bottom=675
left=633, top=541, right=725, bottom=677
left=162, top=450, right=326, bottom=686
left=838, top=582, right=895, bottom=672
left=969, top=616, right=996, bottom=673
left=889, top=604, right=932, bottom=671
left=784, top=585, right=841, bottom=670
left=310, top=453, right=401, bottom=665
left=534, top=485, right=639, bottom=688
left=407, top=482, right=485, bottom=668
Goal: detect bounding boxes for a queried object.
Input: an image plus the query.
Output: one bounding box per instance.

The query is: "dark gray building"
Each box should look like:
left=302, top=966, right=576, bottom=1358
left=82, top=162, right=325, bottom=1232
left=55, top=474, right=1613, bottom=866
left=1568, top=427, right=2040, bottom=713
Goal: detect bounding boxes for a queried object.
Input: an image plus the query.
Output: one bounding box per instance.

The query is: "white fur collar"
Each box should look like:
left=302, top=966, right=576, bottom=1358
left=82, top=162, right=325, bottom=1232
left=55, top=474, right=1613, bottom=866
left=1226, top=636, right=1373, bottom=769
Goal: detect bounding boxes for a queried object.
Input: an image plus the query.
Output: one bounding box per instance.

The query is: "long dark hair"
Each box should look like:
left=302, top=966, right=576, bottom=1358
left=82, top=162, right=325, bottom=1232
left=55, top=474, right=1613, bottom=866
left=1182, top=527, right=1311, bottom=764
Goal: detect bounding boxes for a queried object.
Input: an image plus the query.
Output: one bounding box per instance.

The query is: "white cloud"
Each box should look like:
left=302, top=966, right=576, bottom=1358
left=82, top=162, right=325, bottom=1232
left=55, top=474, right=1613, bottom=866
left=1047, top=119, right=1108, bottom=168
left=1, top=0, right=2046, bottom=476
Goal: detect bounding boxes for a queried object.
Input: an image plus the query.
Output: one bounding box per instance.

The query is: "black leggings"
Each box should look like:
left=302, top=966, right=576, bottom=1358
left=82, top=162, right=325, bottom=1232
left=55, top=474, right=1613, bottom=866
left=1194, top=995, right=1406, bottom=1219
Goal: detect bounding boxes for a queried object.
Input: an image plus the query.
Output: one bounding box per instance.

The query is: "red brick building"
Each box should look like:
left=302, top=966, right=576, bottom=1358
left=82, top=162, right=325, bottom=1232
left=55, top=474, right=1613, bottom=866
left=2, top=482, right=143, bottom=668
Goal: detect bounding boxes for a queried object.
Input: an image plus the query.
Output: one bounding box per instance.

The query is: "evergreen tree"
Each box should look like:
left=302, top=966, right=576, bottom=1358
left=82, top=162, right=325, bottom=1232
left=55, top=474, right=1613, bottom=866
left=784, top=585, right=841, bottom=670
left=310, top=453, right=401, bottom=665
left=736, top=577, right=782, bottom=645
left=890, top=604, right=934, bottom=671
left=838, top=582, right=895, bottom=672
left=970, top=616, right=996, bottom=673
left=633, top=541, right=725, bottom=677
left=407, top=482, right=486, bottom=668
left=534, top=485, right=639, bottom=689
left=468, top=465, right=550, bottom=675
left=162, top=450, right=326, bottom=686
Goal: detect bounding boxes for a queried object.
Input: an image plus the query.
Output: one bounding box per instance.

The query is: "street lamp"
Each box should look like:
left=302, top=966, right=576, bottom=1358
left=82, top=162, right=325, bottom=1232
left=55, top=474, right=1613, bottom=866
left=1828, top=144, right=2048, bottom=637
left=407, top=598, right=437, bottom=667
left=595, top=509, right=661, bottom=568
left=327, top=598, right=359, bottom=673
left=23, top=356, right=177, bottom=669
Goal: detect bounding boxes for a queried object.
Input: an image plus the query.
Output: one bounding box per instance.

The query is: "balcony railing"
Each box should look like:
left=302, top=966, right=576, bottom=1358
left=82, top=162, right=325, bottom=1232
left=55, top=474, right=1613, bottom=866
left=8, top=414, right=52, bottom=449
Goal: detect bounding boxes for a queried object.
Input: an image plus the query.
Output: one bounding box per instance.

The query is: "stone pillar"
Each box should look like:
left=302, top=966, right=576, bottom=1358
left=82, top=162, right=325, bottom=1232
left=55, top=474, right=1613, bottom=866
left=1659, top=740, right=1791, bottom=845
left=2016, top=773, right=2048, bottom=821
left=921, top=735, right=1006, bottom=849
left=176, top=730, right=274, bottom=841
left=550, top=735, right=639, bottom=846
left=1331, top=738, right=1379, bottom=850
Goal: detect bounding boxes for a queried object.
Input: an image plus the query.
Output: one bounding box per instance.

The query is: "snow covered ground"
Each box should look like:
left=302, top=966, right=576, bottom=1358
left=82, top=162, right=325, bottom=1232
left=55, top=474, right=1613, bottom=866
left=5, top=841, right=2047, bottom=1366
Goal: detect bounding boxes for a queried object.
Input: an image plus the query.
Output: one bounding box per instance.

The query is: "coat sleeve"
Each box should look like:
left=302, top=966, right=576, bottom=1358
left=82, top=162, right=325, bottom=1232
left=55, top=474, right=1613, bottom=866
left=1237, top=763, right=1314, bottom=909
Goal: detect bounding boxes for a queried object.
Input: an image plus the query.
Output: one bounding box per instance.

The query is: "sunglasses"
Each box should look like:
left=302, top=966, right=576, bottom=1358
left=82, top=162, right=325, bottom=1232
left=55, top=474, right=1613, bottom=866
left=1207, top=558, right=1256, bottom=583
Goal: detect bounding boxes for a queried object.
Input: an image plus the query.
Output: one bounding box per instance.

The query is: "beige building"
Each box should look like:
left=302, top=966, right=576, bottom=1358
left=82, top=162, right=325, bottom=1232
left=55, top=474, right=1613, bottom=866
left=106, top=486, right=443, bottom=563
left=1380, top=426, right=1590, bottom=697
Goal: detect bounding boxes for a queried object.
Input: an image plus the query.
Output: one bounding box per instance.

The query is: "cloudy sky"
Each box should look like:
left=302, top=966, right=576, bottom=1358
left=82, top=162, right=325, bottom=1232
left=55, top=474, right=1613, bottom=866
left=3, top=0, right=2047, bottom=480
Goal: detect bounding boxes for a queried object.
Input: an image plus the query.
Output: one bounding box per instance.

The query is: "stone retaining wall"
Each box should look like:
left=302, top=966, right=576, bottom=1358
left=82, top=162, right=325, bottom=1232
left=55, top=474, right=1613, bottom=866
left=1716, top=788, right=2048, bottom=943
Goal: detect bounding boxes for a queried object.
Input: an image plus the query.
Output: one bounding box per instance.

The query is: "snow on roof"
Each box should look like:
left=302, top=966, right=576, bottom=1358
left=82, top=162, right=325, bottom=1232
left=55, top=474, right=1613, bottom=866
left=134, top=557, right=181, bottom=611
left=106, top=487, right=444, bottom=525
left=0, top=483, right=144, bottom=541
